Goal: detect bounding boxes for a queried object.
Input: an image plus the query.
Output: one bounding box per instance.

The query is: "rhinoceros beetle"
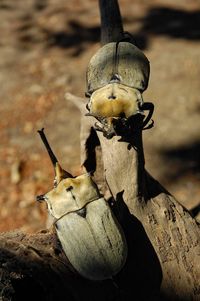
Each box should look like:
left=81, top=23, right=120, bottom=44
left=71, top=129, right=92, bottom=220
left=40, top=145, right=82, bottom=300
left=85, top=40, right=154, bottom=138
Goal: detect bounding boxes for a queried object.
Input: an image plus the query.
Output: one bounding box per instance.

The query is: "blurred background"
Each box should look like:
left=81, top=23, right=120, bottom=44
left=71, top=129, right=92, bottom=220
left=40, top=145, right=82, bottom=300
left=0, top=0, right=200, bottom=232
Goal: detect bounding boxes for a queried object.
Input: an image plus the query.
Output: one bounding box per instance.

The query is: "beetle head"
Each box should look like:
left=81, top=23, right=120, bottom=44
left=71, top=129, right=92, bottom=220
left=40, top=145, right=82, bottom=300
left=43, top=173, right=101, bottom=219
left=37, top=129, right=100, bottom=219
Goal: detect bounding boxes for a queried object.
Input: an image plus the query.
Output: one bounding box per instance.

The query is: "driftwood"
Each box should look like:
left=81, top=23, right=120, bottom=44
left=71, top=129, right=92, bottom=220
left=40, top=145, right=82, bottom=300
left=96, top=127, right=200, bottom=300
left=68, top=93, right=200, bottom=301
left=0, top=230, right=124, bottom=300
left=99, top=0, right=124, bottom=45
left=0, top=1, right=200, bottom=300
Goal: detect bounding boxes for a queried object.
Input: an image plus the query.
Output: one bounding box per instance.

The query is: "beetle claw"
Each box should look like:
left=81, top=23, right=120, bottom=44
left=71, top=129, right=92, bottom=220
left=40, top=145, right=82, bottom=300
left=143, top=119, right=154, bottom=130
left=139, top=101, right=154, bottom=130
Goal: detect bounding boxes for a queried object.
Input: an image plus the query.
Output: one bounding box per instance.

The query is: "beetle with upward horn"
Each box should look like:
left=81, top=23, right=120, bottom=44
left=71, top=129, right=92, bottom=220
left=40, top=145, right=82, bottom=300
left=37, top=128, right=127, bottom=281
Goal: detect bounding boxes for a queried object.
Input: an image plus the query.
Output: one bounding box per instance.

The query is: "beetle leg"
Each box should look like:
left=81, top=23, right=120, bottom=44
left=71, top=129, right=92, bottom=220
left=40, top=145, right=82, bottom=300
left=85, top=91, right=91, bottom=98
left=139, top=102, right=154, bottom=130
left=85, top=113, right=116, bottom=139
left=143, top=119, right=154, bottom=130
left=94, top=122, right=103, bottom=132
left=94, top=122, right=116, bottom=139
left=85, top=112, right=102, bottom=120
left=86, top=103, right=90, bottom=111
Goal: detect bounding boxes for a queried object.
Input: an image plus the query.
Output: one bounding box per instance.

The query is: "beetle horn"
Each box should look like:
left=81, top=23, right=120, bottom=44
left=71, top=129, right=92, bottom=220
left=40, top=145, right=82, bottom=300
left=38, top=128, right=73, bottom=185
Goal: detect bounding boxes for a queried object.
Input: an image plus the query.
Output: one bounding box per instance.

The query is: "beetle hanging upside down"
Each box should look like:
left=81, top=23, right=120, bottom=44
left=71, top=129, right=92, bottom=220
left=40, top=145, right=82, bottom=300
left=86, top=41, right=154, bottom=138
left=37, top=129, right=127, bottom=281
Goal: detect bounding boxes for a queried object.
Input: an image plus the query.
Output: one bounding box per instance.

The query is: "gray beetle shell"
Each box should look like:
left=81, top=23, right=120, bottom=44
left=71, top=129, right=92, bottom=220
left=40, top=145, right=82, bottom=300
left=44, top=174, right=127, bottom=281
left=56, top=198, right=127, bottom=281
left=86, top=41, right=150, bottom=94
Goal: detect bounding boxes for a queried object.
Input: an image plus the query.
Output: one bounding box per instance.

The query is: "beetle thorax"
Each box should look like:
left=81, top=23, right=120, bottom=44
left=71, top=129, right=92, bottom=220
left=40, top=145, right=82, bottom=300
left=89, top=83, right=143, bottom=118
left=45, top=174, right=101, bottom=219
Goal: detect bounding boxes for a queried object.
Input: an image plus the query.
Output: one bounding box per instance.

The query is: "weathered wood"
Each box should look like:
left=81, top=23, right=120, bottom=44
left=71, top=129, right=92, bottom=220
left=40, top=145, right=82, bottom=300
left=65, top=92, right=108, bottom=196
left=98, top=0, right=124, bottom=45
left=0, top=230, right=121, bottom=300
left=67, top=92, right=200, bottom=300
left=0, top=207, right=163, bottom=300
left=96, top=123, right=200, bottom=301
left=84, top=1, right=200, bottom=298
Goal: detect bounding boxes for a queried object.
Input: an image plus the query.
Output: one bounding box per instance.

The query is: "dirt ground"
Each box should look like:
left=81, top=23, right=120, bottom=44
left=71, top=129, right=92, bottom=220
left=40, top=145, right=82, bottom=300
left=0, top=0, right=200, bottom=233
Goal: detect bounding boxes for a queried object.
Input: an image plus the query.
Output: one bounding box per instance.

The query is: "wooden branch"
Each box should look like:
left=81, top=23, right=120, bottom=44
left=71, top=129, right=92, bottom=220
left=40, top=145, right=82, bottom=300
left=99, top=0, right=124, bottom=44
left=0, top=208, right=163, bottom=300
left=65, top=92, right=108, bottom=195
left=97, top=127, right=200, bottom=301
left=66, top=92, right=200, bottom=300
left=0, top=230, right=125, bottom=300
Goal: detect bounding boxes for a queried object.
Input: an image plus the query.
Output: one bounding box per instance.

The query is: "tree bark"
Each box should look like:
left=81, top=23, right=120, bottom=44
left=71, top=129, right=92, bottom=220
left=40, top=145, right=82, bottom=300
left=86, top=2, right=200, bottom=298
left=96, top=127, right=200, bottom=301
left=67, top=93, right=200, bottom=300
left=0, top=230, right=123, bottom=300
left=98, top=0, right=124, bottom=45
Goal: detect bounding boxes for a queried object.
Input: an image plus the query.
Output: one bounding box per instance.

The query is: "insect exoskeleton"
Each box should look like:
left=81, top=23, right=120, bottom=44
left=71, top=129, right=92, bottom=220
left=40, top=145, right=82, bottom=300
left=88, top=83, right=143, bottom=118
left=86, top=41, right=150, bottom=119
left=37, top=129, right=127, bottom=281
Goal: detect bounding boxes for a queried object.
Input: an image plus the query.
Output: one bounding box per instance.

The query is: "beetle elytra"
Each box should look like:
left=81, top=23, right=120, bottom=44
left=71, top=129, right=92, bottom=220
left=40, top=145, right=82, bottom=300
left=85, top=41, right=154, bottom=138
left=37, top=129, right=127, bottom=281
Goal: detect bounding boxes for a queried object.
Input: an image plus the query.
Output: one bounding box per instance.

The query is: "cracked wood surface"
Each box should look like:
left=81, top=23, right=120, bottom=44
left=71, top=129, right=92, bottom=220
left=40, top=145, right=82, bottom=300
left=96, top=125, right=200, bottom=301
left=72, top=92, right=200, bottom=300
